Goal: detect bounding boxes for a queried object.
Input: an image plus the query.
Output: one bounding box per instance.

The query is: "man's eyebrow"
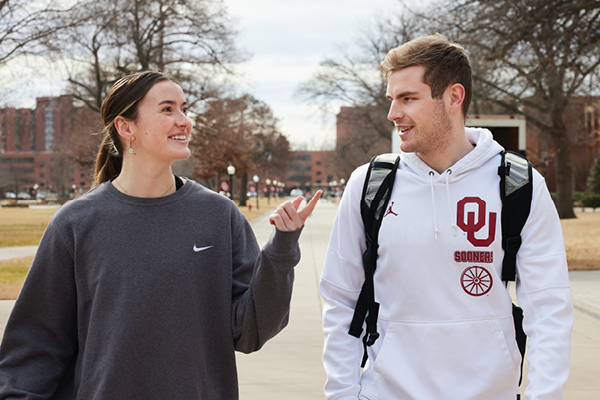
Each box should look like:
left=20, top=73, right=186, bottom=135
left=395, top=91, right=419, bottom=98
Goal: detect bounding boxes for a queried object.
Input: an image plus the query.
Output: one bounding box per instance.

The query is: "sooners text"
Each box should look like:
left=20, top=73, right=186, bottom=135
left=454, top=250, right=493, bottom=264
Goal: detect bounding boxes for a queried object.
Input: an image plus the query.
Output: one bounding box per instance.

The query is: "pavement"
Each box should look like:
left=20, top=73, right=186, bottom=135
left=0, top=200, right=598, bottom=399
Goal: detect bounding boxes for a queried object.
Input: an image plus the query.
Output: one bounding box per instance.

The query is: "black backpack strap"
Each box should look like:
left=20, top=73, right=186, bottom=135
left=349, top=153, right=400, bottom=367
left=498, top=151, right=532, bottom=282
left=498, top=150, right=532, bottom=387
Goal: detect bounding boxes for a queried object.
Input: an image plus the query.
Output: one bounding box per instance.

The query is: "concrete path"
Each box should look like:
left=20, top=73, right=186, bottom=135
left=0, top=245, right=38, bottom=261
left=0, top=200, right=598, bottom=399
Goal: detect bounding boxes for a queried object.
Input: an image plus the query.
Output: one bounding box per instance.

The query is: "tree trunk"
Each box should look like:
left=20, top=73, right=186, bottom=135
left=239, top=173, right=248, bottom=206
left=551, top=127, right=576, bottom=219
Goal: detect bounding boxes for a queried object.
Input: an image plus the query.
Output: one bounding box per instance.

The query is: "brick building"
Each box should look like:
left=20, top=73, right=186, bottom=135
left=284, top=106, right=391, bottom=193
left=285, top=150, right=335, bottom=193
left=0, top=96, right=98, bottom=196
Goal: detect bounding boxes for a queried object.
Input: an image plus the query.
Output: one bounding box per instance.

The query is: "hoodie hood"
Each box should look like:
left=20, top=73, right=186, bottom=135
left=400, top=127, right=504, bottom=183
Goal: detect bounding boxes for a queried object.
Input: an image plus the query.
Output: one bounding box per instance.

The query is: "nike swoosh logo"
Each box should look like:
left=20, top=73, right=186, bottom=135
left=193, top=245, right=213, bottom=252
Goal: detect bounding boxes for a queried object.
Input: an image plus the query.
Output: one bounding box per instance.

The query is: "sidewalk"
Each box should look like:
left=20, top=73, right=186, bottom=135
left=0, top=245, right=38, bottom=261
left=235, top=200, right=334, bottom=399
left=0, top=200, right=598, bottom=399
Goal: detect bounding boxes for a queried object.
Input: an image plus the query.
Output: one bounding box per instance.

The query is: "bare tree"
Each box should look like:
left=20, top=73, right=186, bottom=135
left=0, top=0, right=80, bottom=65
left=46, top=0, right=247, bottom=112
left=192, top=94, right=291, bottom=205
left=432, top=0, right=600, bottom=218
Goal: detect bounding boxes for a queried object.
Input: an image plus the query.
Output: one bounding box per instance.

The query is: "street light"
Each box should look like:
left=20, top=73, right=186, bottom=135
left=265, top=179, right=271, bottom=204
left=227, top=165, right=235, bottom=199
left=253, top=175, right=259, bottom=210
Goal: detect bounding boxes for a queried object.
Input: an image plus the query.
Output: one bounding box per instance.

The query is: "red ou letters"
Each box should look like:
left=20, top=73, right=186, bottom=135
left=456, top=197, right=497, bottom=247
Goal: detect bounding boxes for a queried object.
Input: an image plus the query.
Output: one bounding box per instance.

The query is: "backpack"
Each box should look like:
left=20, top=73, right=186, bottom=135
left=348, top=151, right=532, bottom=390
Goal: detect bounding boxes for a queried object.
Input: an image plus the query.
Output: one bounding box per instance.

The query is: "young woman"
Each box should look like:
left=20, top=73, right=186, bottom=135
left=0, top=71, right=321, bottom=399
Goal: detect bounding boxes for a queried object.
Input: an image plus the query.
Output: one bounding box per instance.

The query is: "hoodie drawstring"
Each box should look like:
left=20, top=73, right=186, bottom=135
left=430, top=169, right=456, bottom=239
left=429, top=172, right=439, bottom=240
left=446, top=169, right=457, bottom=236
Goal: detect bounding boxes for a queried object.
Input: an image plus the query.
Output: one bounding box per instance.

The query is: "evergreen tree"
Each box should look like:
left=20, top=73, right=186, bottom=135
left=587, top=155, right=600, bottom=194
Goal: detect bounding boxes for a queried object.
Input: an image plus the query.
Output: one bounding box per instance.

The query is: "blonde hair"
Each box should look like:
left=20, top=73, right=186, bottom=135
left=381, top=33, right=472, bottom=118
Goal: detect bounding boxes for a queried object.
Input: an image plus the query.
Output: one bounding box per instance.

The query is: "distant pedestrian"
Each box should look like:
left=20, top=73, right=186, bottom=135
left=0, top=71, right=321, bottom=399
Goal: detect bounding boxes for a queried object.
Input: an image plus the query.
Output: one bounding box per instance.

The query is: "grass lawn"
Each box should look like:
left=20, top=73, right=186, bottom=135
left=0, top=256, right=33, bottom=300
left=561, top=211, right=600, bottom=271
left=0, top=208, right=57, bottom=247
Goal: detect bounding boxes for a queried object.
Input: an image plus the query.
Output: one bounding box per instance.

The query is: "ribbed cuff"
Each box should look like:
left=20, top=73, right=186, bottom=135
left=266, top=226, right=304, bottom=256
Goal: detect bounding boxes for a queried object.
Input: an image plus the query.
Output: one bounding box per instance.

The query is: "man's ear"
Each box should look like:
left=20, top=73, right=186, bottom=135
left=447, top=83, right=465, bottom=116
left=114, top=116, right=134, bottom=141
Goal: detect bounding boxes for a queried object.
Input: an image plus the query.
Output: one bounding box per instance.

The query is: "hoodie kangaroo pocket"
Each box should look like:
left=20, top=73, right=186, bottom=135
left=372, top=319, right=517, bottom=400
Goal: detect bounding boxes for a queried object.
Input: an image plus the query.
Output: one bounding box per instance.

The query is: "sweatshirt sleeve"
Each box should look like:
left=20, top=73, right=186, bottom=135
left=320, top=167, right=368, bottom=400
left=515, top=171, right=574, bottom=400
left=231, top=213, right=302, bottom=353
left=0, top=219, right=78, bottom=399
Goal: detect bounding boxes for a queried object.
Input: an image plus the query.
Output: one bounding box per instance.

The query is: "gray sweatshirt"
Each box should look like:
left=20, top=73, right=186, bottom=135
left=0, top=179, right=302, bottom=399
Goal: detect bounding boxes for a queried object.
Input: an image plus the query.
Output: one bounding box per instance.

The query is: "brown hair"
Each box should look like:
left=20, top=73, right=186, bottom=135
left=92, top=71, right=174, bottom=187
left=380, top=33, right=472, bottom=119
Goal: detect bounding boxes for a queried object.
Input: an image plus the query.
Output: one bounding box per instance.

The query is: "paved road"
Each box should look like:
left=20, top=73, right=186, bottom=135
left=0, top=200, right=598, bottom=399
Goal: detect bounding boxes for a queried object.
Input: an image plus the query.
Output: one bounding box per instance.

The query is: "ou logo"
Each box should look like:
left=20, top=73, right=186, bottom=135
left=456, top=197, right=497, bottom=247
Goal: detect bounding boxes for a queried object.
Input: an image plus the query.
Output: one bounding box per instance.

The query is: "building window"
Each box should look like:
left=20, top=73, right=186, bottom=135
left=316, top=161, right=321, bottom=165
left=316, top=171, right=322, bottom=175
left=294, top=154, right=311, bottom=161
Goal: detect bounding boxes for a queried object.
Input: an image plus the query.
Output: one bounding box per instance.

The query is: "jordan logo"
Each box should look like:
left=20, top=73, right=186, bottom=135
left=384, top=202, right=398, bottom=218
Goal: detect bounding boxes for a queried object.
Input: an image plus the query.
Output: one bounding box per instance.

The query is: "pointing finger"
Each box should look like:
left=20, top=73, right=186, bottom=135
left=298, top=190, right=322, bottom=222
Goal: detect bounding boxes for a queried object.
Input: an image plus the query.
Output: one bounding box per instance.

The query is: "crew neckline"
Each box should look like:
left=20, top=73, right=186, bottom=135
left=106, top=176, right=193, bottom=206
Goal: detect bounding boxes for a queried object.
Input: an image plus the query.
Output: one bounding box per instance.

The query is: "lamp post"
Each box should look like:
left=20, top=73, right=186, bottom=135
left=227, top=165, right=235, bottom=199
left=265, top=179, right=271, bottom=204
left=273, top=180, right=278, bottom=198
left=253, top=175, right=259, bottom=210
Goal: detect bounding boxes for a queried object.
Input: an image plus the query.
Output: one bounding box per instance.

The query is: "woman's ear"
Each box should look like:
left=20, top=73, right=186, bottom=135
left=114, top=116, right=134, bottom=141
left=447, top=83, right=465, bottom=116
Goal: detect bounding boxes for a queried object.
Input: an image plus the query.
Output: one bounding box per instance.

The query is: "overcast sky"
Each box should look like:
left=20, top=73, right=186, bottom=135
left=223, top=0, right=402, bottom=149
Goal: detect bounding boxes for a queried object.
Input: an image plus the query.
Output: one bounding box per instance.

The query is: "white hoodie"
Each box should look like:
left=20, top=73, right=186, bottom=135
left=320, top=128, right=573, bottom=400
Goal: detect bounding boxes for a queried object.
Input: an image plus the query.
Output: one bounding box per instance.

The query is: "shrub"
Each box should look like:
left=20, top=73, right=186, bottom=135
left=588, top=155, right=600, bottom=194
left=580, top=192, right=600, bottom=208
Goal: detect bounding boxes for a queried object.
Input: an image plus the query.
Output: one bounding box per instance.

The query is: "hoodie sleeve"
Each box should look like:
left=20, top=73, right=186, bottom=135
left=515, top=171, right=574, bottom=400
left=231, top=211, right=302, bottom=353
left=320, top=166, right=368, bottom=400
left=0, top=219, right=78, bottom=399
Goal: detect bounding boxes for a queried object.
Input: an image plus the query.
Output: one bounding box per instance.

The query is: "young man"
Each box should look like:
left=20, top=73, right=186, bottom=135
left=320, top=34, right=573, bottom=400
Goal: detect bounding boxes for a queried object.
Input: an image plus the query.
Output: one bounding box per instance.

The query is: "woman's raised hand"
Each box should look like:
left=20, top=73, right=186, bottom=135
left=268, top=191, right=323, bottom=231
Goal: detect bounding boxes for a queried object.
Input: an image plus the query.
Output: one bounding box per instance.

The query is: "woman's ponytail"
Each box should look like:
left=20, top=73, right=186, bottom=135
left=92, top=130, right=123, bottom=187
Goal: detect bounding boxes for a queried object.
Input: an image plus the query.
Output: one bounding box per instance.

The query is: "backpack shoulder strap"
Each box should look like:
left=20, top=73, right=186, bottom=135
left=498, top=150, right=533, bottom=282
left=498, top=150, right=533, bottom=388
left=349, top=153, right=400, bottom=367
